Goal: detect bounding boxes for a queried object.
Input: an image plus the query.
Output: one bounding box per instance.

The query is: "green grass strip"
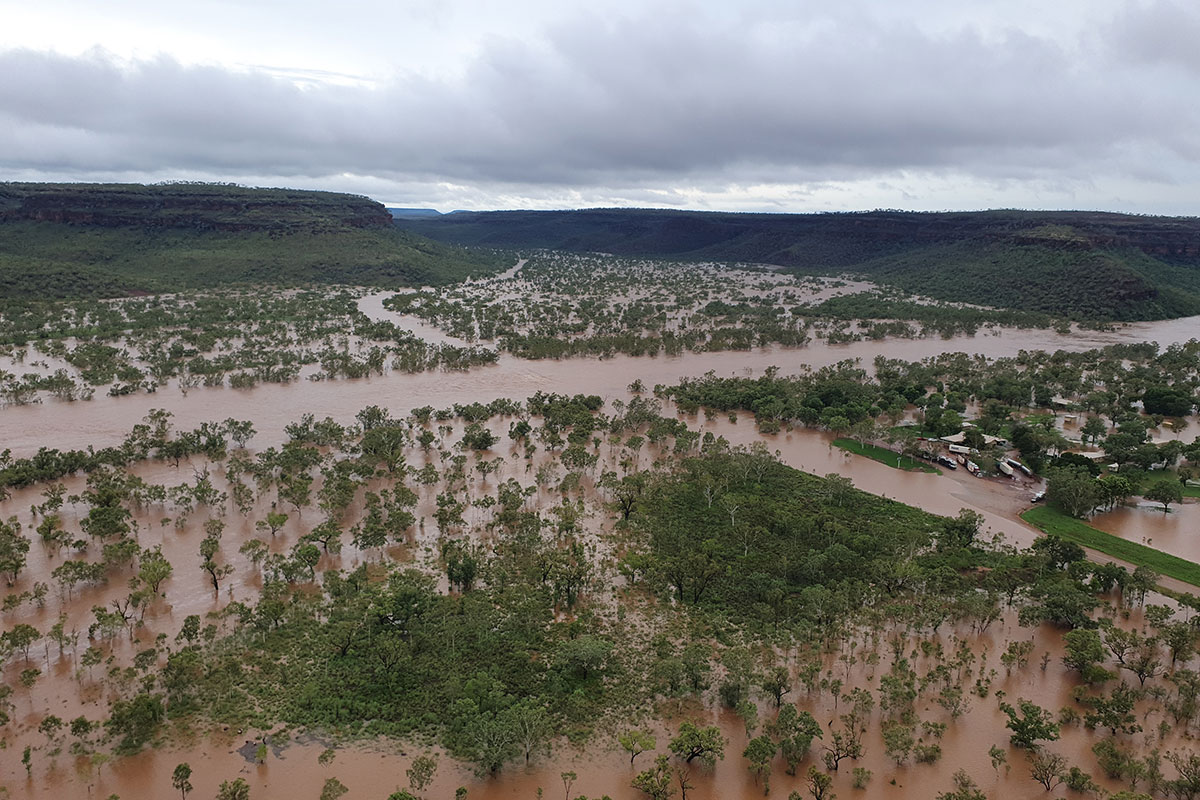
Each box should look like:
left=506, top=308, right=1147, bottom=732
left=832, top=438, right=941, bottom=474
left=1021, top=505, right=1200, bottom=588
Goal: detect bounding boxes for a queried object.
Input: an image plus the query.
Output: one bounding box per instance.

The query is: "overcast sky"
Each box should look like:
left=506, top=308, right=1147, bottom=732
left=2, top=0, right=1198, bottom=214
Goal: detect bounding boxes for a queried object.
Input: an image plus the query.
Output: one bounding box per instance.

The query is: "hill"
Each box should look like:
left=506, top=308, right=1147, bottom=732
left=395, top=208, right=1200, bottom=320
left=0, top=183, right=500, bottom=299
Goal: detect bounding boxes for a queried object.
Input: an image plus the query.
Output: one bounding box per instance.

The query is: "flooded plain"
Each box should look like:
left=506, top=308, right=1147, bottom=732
left=2, top=275, right=1200, bottom=799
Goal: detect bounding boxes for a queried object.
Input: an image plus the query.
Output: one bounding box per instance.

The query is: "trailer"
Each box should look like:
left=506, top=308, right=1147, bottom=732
left=1006, top=458, right=1033, bottom=476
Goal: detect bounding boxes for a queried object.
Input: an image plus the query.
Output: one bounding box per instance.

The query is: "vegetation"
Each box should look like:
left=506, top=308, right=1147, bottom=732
left=396, top=207, right=1200, bottom=320
left=0, top=182, right=502, bottom=300
left=832, top=438, right=940, bottom=473
left=1021, top=505, right=1200, bottom=588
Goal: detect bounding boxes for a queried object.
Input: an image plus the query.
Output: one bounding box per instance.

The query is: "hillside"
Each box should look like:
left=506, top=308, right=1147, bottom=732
left=0, top=183, right=501, bottom=299
left=395, top=208, right=1200, bottom=320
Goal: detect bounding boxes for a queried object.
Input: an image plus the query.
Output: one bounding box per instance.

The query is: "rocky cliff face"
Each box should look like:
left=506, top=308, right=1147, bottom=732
left=0, top=183, right=394, bottom=232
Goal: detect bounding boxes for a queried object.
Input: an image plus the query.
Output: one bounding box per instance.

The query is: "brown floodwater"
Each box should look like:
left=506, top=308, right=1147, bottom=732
left=5, top=313, right=1199, bottom=460
left=1091, top=500, right=1200, bottom=563
left=4, top=315, right=1200, bottom=799
left=4, top=604, right=1183, bottom=800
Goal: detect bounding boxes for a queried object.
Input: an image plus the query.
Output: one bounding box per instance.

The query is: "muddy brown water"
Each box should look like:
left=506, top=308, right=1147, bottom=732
left=5, top=314, right=1199, bottom=459
left=1092, top=501, right=1200, bottom=563
left=3, top=317, right=1200, bottom=799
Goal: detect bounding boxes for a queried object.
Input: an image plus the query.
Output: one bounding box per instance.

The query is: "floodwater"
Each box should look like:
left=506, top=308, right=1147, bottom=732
left=3, top=307, right=1199, bottom=799
left=1091, top=500, right=1200, bottom=563
left=6, top=312, right=1200, bottom=460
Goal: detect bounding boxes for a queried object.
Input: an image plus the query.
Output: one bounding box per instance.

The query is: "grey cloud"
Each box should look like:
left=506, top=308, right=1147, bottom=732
left=0, top=4, right=1198, bottom=209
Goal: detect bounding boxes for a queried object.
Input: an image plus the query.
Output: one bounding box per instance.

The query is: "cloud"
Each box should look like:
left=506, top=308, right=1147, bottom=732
left=0, top=3, right=1198, bottom=212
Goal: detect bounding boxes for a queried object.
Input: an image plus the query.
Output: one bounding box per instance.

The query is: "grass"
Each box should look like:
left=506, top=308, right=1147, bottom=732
left=833, top=438, right=941, bottom=474
left=1020, top=505, right=1200, bottom=588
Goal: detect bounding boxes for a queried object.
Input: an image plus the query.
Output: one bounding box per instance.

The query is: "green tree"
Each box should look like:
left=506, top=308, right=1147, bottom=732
left=1027, top=749, right=1067, bottom=792
left=1062, top=628, right=1105, bottom=676
left=1144, top=479, right=1183, bottom=512
left=632, top=754, right=675, bottom=800
left=768, top=705, right=822, bottom=775
left=406, top=754, right=437, bottom=792
left=619, top=729, right=656, bottom=765
left=761, top=665, right=792, bottom=708
left=1047, top=467, right=1100, bottom=518
left=0, top=516, right=29, bottom=584
left=171, top=763, right=193, bottom=799
left=669, top=721, right=725, bottom=767
left=936, top=769, right=987, bottom=800
left=138, top=546, right=173, bottom=595
left=743, top=735, right=776, bottom=792
left=999, top=699, right=1060, bottom=749
left=803, top=765, right=834, bottom=800
left=216, top=778, right=250, bottom=800
left=882, top=722, right=914, bottom=765
left=319, top=778, right=348, bottom=800
left=105, top=692, right=165, bottom=754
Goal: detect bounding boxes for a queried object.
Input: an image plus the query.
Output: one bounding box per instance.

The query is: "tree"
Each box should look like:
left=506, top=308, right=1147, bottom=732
left=407, top=754, right=437, bottom=792
left=804, top=765, right=835, bottom=800
left=105, top=692, right=165, bottom=754
left=1083, top=683, right=1141, bottom=735
left=761, top=665, right=791, bottom=708
left=1166, top=751, right=1200, bottom=799
left=669, top=721, right=725, bottom=767
left=1027, top=749, right=1067, bottom=792
left=882, top=722, right=914, bottom=765
left=632, top=754, right=675, bottom=800
left=360, top=425, right=408, bottom=473
left=216, top=778, right=251, bottom=800
left=509, top=702, right=550, bottom=765
left=199, top=536, right=233, bottom=592
left=0, top=516, right=29, bottom=584
left=4, top=622, right=40, bottom=661
left=768, top=705, right=822, bottom=775
left=138, top=546, right=173, bottom=595
left=319, top=778, right=348, bottom=800
left=172, top=763, right=193, bottom=799
left=619, top=729, right=656, bottom=765
left=743, top=735, right=776, bottom=792
left=1144, top=479, right=1183, bottom=512
left=936, top=769, right=987, bottom=800
left=999, top=699, right=1059, bottom=749
left=1062, top=628, right=1106, bottom=676
left=256, top=510, right=289, bottom=537
left=1047, top=467, right=1100, bottom=518
left=1081, top=416, right=1108, bottom=445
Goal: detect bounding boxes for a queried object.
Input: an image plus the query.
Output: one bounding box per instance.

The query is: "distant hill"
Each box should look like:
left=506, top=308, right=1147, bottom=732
left=395, top=208, right=1200, bottom=320
left=0, top=183, right=500, bottom=299
left=387, top=207, right=443, bottom=219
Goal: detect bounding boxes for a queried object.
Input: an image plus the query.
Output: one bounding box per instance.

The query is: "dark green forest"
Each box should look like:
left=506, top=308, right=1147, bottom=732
left=396, top=209, right=1200, bottom=320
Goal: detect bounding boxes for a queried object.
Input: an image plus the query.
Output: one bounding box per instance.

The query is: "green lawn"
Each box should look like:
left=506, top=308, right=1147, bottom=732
left=1020, top=505, right=1200, bottom=588
left=833, top=438, right=941, bottom=474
